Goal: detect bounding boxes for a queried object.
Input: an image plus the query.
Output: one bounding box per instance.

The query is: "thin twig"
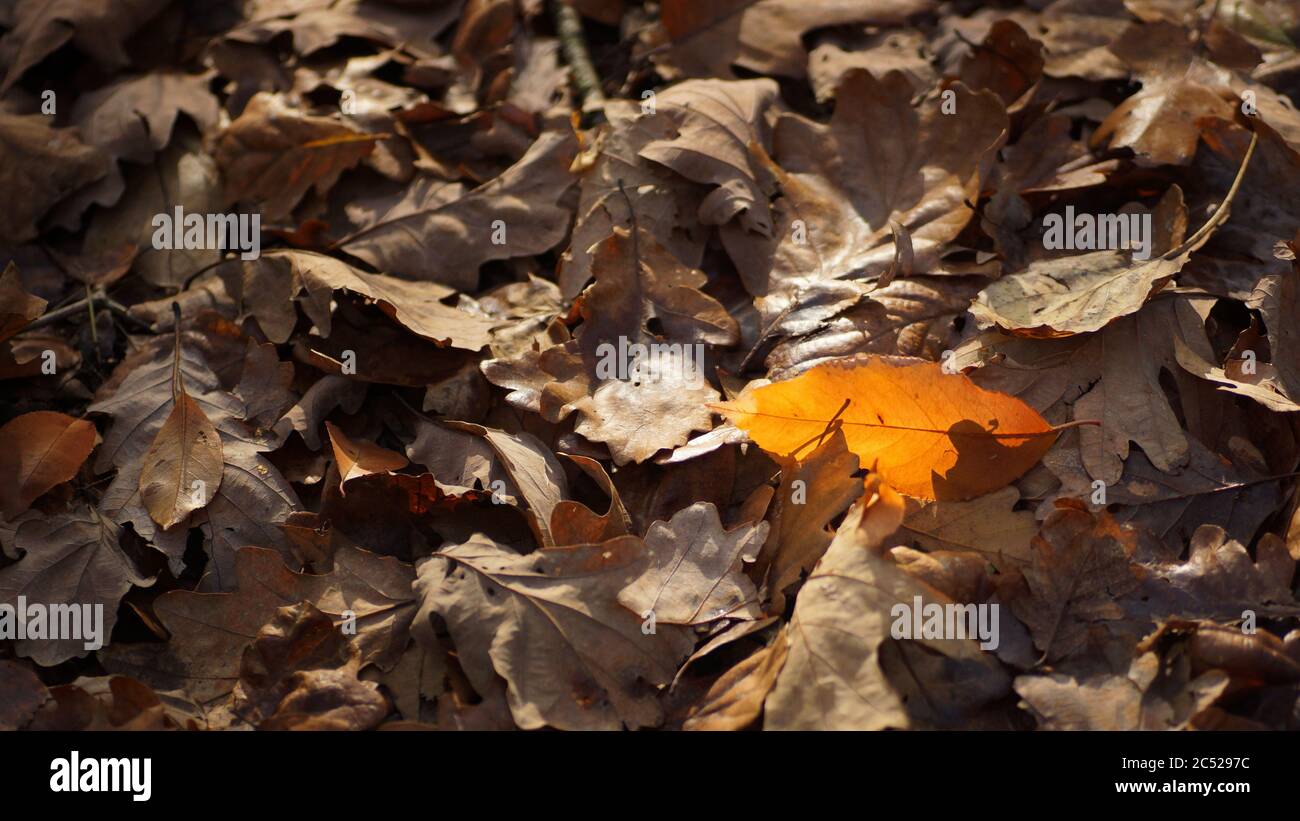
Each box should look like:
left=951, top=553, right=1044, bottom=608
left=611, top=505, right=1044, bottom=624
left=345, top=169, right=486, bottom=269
left=553, top=0, right=607, bottom=116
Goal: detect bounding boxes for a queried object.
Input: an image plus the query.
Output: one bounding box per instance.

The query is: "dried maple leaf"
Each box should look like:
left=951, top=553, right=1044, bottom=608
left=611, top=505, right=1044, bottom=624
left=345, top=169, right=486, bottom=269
left=0, top=411, right=98, bottom=518
left=714, top=355, right=1060, bottom=501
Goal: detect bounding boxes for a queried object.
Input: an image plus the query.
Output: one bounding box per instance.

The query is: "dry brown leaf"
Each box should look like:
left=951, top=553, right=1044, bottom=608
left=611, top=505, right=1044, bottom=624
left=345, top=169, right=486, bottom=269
left=214, top=92, right=383, bottom=221
left=0, top=411, right=97, bottom=518
left=0, top=506, right=151, bottom=666
left=232, top=602, right=389, bottom=730
left=682, top=628, right=788, bottom=730
left=1006, top=500, right=1142, bottom=663
left=415, top=533, right=694, bottom=729
left=618, top=502, right=767, bottom=625
left=137, top=319, right=224, bottom=530
left=656, top=0, right=937, bottom=79
left=101, top=544, right=415, bottom=706
left=327, top=421, right=409, bottom=490
left=765, top=478, right=1003, bottom=728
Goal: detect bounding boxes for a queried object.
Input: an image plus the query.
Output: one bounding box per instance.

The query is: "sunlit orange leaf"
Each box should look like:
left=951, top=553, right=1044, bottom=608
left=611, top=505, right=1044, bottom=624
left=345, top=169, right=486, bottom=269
left=711, top=355, right=1060, bottom=500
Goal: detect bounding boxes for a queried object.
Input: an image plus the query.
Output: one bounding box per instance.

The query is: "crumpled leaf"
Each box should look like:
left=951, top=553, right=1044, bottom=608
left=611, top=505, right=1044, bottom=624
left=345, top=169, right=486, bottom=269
left=233, top=602, right=389, bottom=730
left=101, top=544, right=415, bottom=706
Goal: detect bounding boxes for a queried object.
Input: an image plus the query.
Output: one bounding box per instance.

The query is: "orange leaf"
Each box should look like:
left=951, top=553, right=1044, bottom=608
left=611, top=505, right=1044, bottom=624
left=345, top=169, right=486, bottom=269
left=0, top=411, right=97, bottom=517
left=711, top=356, right=1059, bottom=501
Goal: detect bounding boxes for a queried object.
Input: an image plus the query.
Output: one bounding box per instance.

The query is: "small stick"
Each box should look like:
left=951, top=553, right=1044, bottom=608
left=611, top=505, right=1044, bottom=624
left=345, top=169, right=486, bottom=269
left=553, top=0, right=607, bottom=115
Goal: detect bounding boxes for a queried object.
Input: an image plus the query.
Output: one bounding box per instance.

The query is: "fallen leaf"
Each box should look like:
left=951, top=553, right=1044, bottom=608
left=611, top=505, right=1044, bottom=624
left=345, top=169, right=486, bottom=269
left=1006, top=500, right=1141, bottom=663
left=232, top=602, right=389, bottom=730
left=0, top=411, right=98, bottom=518
left=618, top=502, right=767, bottom=624
left=414, top=533, right=694, bottom=729
left=0, top=507, right=152, bottom=666
left=137, top=320, right=225, bottom=529
left=101, top=544, right=415, bottom=706
left=327, top=421, right=409, bottom=490
left=214, top=92, right=383, bottom=221
left=714, top=355, right=1060, bottom=500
